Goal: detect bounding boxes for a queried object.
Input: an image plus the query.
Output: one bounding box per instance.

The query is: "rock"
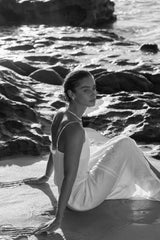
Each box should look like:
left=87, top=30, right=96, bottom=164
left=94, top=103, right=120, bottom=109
left=0, top=67, right=40, bottom=107
left=96, top=72, right=120, bottom=93
left=51, top=100, right=66, bottom=109
left=14, top=61, right=38, bottom=76
left=49, top=64, right=70, bottom=78
left=0, top=94, right=50, bottom=157
left=25, top=55, right=59, bottom=64
left=90, top=68, right=108, bottom=77
left=83, top=92, right=160, bottom=147
left=4, top=119, right=25, bottom=133
left=143, top=72, right=160, bottom=94
left=29, top=68, right=64, bottom=85
left=140, top=43, right=159, bottom=53
left=0, top=59, right=26, bottom=75
left=0, top=68, right=51, bottom=157
left=0, top=136, right=49, bottom=157
left=1, top=64, right=160, bottom=159
left=95, top=71, right=153, bottom=94
left=0, top=0, right=116, bottom=27
left=0, top=0, right=23, bottom=25
left=0, top=93, right=37, bottom=124
left=6, top=44, right=34, bottom=51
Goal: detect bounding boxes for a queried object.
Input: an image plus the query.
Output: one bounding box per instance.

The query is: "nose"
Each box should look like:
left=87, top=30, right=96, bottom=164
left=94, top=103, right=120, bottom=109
left=92, top=89, right=97, bottom=98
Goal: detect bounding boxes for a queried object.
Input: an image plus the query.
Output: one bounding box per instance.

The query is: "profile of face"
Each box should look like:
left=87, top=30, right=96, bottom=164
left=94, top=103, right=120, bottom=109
left=68, top=74, right=97, bottom=107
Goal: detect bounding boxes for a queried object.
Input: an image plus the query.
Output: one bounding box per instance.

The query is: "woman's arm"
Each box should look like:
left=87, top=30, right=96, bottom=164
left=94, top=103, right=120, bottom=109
left=23, top=152, right=54, bottom=184
left=55, top=124, right=84, bottom=221
left=43, top=151, right=54, bottom=179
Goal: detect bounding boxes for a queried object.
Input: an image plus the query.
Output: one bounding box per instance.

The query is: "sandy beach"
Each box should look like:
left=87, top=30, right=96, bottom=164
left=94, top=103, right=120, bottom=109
left=0, top=129, right=160, bottom=240
left=1, top=157, right=160, bottom=240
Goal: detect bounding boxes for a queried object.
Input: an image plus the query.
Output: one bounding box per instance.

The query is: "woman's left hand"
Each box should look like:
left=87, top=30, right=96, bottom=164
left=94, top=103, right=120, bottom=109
left=33, top=218, right=61, bottom=235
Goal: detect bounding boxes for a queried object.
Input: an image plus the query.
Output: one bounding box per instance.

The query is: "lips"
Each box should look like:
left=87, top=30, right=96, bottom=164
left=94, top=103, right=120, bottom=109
left=90, top=98, right=96, bottom=103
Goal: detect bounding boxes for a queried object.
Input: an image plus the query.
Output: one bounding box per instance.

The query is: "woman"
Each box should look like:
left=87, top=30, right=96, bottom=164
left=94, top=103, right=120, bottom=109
left=25, top=69, right=160, bottom=234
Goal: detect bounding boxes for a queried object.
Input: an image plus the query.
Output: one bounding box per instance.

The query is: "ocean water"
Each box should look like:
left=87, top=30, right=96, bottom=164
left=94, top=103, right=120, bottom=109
left=1, top=0, right=159, bottom=43
left=113, top=0, right=160, bottom=45
left=0, top=0, right=160, bottom=72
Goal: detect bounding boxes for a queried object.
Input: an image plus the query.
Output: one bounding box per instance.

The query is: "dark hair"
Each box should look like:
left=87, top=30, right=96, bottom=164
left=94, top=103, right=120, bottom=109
left=63, top=69, right=93, bottom=102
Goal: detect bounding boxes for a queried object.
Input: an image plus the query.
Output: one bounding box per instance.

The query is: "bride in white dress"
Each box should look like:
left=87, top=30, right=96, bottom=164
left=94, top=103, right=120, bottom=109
left=25, top=69, right=160, bottom=234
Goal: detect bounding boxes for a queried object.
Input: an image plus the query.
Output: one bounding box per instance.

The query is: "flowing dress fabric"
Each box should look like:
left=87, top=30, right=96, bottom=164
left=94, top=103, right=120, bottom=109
left=52, top=126, right=160, bottom=211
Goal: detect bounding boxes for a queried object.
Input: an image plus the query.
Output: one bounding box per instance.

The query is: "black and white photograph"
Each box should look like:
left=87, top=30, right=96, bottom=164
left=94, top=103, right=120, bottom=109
left=0, top=0, right=160, bottom=239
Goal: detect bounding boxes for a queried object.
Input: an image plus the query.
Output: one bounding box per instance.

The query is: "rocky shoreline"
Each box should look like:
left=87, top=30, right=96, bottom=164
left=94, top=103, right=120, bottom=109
left=0, top=17, right=160, bottom=160
left=0, top=0, right=115, bottom=27
left=0, top=56, right=160, bottom=160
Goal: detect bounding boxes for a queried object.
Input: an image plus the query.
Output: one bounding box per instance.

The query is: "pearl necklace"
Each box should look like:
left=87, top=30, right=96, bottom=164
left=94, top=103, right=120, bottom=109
left=68, top=110, right=82, bottom=122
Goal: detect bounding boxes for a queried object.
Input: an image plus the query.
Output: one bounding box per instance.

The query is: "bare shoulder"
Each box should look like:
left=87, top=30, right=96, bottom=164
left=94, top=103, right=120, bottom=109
left=52, top=108, right=65, bottom=125
left=64, top=122, right=85, bottom=144
left=51, top=109, right=65, bottom=148
left=51, top=108, right=66, bottom=133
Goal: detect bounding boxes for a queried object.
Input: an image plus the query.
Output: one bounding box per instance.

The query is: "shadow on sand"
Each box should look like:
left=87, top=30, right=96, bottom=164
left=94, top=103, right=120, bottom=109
left=1, top=179, right=160, bottom=240
left=20, top=183, right=160, bottom=240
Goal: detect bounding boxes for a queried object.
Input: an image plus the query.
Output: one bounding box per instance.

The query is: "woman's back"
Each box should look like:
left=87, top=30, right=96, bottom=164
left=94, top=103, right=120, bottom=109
left=51, top=109, right=85, bottom=152
left=51, top=109, right=90, bottom=193
left=51, top=109, right=65, bottom=151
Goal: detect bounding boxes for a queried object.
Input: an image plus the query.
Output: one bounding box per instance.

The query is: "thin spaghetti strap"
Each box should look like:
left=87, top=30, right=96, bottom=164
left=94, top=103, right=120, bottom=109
left=56, top=121, right=79, bottom=150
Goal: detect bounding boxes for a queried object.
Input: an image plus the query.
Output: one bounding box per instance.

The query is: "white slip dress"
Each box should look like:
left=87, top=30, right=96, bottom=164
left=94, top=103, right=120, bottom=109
left=51, top=122, right=160, bottom=211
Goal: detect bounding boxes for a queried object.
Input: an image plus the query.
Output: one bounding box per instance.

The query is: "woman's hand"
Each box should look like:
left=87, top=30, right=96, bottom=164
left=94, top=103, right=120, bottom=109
left=23, top=175, right=49, bottom=185
left=33, top=218, right=61, bottom=235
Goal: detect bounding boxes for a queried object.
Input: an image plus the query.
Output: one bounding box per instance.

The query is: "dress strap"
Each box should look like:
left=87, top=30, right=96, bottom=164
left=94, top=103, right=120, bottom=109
left=56, top=121, right=80, bottom=150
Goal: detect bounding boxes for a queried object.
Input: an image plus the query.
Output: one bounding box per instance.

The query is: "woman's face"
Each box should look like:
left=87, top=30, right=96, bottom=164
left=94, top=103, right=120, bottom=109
left=73, top=75, right=97, bottom=107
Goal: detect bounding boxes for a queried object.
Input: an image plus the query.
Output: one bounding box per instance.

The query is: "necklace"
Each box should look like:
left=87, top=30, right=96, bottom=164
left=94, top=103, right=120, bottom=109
left=68, top=110, right=82, bottom=122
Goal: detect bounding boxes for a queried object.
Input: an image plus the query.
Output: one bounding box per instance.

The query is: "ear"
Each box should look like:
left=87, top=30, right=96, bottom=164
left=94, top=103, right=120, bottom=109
left=67, top=89, right=75, bottom=100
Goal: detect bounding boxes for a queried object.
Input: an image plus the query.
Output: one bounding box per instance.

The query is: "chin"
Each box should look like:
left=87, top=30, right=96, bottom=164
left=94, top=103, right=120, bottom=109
left=88, top=100, right=96, bottom=107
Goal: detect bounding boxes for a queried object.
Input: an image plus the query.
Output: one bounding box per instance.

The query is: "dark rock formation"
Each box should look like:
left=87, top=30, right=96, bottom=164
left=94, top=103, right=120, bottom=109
left=95, top=71, right=153, bottom=94
left=0, top=59, right=38, bottom=76
left=1, top=62, right=160, bottom=159
left=83, top=91, right=160, bottom=159
left=140, top=43, right=159, bottom=53
left=29, top=68, right=64, bottom=85
left=0, top=0, right=116, bottom=27
left=49, top=65, right=70, bottom=79
left=142, top=73, right=160, bottom=94
left=0, top=67, right=50, bottom=158
left=0, top=59, right=27, bottom=76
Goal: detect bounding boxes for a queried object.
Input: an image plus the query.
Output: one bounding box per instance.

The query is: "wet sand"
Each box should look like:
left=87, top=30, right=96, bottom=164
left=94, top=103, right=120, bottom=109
left=0, top=129, right=160, bottom=240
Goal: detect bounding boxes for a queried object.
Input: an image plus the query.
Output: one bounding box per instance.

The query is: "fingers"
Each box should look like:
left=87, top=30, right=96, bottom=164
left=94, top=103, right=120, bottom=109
left=33, top=225, right=48, bottom=235
left=23, top=176, right=48, bottom=185
left=33, top=219, right=58, bottom=235
left=23, top=178, right=36, bottom=182
left=33, top=229, right=47, bottom=235
left=33, top=227, right=51, bottom=235
left=33, top=220, right=52, bottom=235
left=23, top=178, right=40, bottom=185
